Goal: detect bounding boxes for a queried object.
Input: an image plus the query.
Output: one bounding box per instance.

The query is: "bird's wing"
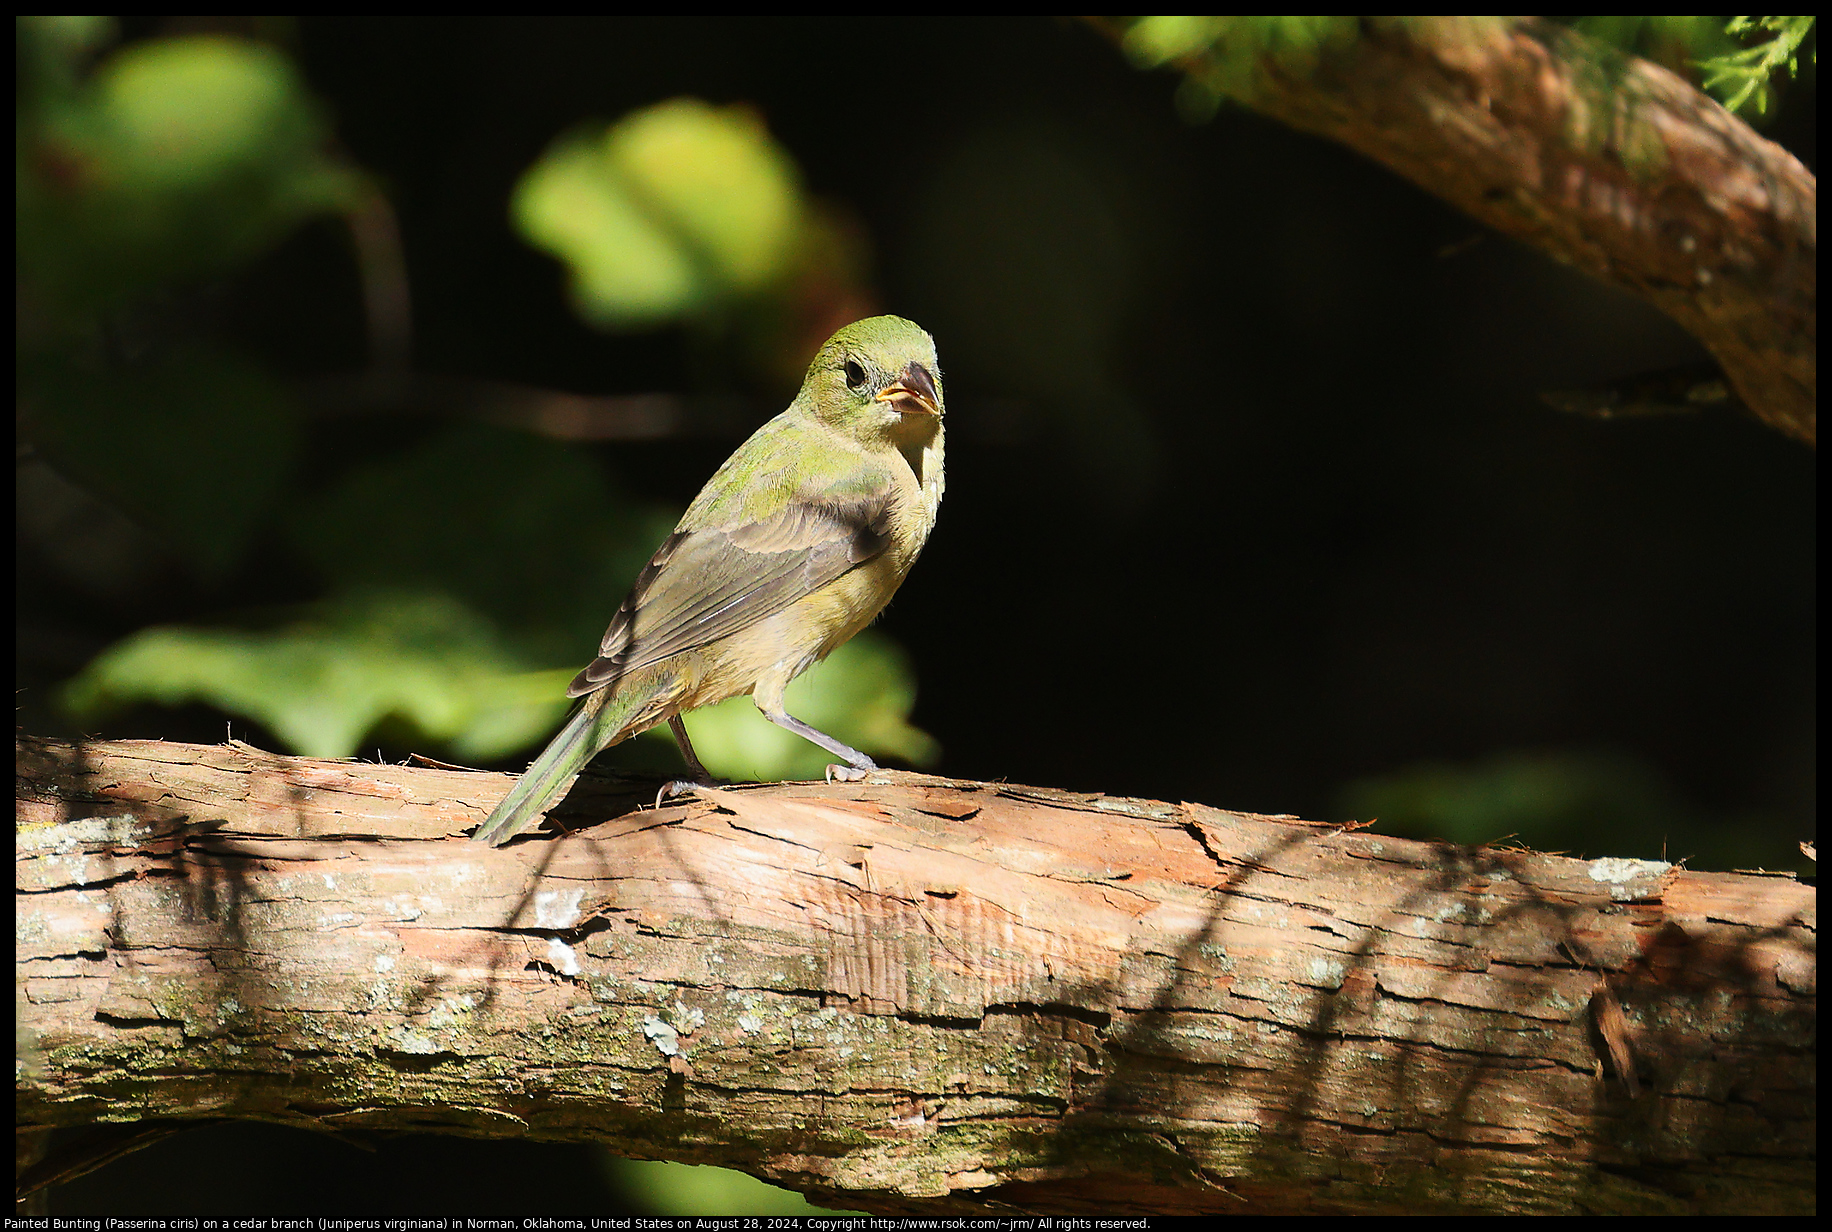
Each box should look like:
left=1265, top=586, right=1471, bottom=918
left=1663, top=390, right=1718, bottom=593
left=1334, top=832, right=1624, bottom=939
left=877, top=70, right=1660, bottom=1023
left=567, top=493, right=895, bottom=697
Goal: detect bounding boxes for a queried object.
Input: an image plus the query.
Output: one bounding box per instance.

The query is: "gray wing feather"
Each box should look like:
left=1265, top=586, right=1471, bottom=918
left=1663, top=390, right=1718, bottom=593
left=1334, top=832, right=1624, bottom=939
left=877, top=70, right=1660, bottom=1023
left=567, top=497, right=893, bottom=698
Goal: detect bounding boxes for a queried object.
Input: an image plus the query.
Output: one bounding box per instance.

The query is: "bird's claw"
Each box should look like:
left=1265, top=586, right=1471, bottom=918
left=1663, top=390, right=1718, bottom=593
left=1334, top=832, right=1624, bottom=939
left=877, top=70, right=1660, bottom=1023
left=655, top=779, right=710, bottom=808
left=824, top=763, right=873, bottom=784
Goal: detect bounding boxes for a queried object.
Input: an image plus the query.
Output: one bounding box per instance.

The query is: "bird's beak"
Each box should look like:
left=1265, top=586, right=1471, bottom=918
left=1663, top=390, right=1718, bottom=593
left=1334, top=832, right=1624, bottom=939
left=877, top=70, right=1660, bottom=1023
left=874, top=362, right=941, bottom=417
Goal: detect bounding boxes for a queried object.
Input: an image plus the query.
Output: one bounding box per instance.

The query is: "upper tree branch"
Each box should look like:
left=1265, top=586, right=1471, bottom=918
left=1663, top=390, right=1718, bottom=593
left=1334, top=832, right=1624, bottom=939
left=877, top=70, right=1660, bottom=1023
left=1105, top=16, right=1816, bottom=445
left=15, top=737, right=1816, bottom=1214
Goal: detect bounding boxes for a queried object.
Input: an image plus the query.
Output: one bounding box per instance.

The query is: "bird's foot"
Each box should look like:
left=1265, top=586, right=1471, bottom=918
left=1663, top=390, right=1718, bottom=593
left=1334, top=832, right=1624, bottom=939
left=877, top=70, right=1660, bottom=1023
left=655, top=778, right=723, bottom=808
left=824, top=763, right=874, bottom=784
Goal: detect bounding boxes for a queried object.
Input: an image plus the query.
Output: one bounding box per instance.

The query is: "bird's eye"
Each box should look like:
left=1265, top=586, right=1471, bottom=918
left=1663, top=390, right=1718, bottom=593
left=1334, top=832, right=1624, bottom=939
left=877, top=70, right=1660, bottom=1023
left=843, top=360, right=867, bottom=390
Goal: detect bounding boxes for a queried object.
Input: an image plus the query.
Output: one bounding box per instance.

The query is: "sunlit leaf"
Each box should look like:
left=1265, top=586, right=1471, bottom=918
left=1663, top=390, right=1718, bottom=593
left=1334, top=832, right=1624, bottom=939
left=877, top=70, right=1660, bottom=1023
left=17, top=33, right=357, bottom=314
left=601, top=1157, right=862, bottom=1217
left=512, top=97, right=805, bottom=329
left=610, top=98, right=802, bottom=293
left=512, top=128, right=702, bottom=326
left=1122, top=15, right=1229, bottom=67
left=1120, top=15, right=1364, bottom=103
left=62, top=590, right=565, bottom=760
left=101, top=37, right=314, bottom=188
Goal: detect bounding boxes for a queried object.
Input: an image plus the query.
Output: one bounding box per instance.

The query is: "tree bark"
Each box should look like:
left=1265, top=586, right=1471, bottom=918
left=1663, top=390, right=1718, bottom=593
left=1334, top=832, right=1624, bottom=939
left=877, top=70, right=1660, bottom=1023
left=1103, top=16, right=1816, bottom=446
left=15, top=736, right=1816, bottom=1214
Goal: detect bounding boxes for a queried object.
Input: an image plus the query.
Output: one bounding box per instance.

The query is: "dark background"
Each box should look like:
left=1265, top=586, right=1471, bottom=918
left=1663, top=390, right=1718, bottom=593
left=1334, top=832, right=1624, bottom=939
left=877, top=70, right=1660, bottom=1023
left=21, top=15, right=1814, bottom=1214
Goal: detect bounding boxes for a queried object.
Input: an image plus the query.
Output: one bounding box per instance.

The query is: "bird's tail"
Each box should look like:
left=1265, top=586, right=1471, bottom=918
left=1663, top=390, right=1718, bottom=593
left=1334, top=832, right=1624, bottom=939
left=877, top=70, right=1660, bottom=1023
left=471, top=680, right=662, bottom=846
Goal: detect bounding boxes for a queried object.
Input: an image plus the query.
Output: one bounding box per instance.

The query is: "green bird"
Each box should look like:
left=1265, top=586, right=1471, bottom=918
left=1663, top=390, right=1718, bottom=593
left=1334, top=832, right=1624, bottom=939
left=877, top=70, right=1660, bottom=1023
left=471, top=315, right=945, bottom=845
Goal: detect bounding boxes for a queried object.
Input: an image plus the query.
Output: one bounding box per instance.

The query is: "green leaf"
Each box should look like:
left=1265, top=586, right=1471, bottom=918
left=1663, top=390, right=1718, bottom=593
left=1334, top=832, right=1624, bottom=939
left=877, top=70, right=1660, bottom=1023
left=17, top=33, right=358, bottom=315
left=1122, top=15, right=1229, bottom=67
left=511, top=127, right=703, bottom=327
left=602, top=1158, right=862, bottom=1217
left=512, top=98, right=805, bottom=329
left=1119, top=15, right=1365, bottom=108
left=62, top=589, right=567, bottom=760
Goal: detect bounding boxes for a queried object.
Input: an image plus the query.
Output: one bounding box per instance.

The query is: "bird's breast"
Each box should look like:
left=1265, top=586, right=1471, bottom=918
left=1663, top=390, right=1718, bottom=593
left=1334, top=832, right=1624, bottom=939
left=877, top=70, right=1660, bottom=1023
left=673, top=432, right=941, bottom=713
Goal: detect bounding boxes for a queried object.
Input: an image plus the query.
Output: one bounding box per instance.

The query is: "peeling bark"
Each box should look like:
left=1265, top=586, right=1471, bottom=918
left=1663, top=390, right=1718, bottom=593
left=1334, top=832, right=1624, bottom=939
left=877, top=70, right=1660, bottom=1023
left=1103, top=16, right=1817, bottom=446
left=15, top=736, right=1816, bottom=1213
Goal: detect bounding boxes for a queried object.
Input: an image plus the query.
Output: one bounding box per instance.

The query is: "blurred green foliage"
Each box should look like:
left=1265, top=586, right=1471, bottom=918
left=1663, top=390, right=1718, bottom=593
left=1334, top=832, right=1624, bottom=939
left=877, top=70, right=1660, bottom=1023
left=1567, top=17, right=1815, bottom=122
left=63, top=589, right=569, bottom=760
left=514, top=99, right=806, bottom=329
left=17, top=18, right=357, bottom=320
left=1119, top=16, right=1815, bottom=124
left=512, top=94, right=879, bottom=393
left=17, top=17, right=341, bottom=590
left=1339, top=750, right=1794, bottom=871
left=1121, top=15, right=1364, bottom=121
left=601, top=1157, right=863, bottom=1217
left=23, top=21, right=936, bottom=779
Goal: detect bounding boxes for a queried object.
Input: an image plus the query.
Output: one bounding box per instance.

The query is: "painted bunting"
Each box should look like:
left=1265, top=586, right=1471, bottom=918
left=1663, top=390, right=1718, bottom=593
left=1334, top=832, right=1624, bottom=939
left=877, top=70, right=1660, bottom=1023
left=472, top=315, right=945, bottom=845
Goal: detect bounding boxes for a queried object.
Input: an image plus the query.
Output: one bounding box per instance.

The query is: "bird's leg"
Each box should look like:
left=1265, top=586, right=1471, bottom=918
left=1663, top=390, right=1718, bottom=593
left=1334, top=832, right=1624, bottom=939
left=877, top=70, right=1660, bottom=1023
left=655, top=714, right=720, bottom=807
left=753, top=676, right=878, bottom=783
left=669, top=714, right=714, bottom=782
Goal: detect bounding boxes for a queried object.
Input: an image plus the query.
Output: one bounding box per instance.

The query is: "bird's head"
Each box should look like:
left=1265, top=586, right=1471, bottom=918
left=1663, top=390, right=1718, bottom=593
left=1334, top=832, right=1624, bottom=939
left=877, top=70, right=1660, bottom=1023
left=799, top=315, right=943, bottom=444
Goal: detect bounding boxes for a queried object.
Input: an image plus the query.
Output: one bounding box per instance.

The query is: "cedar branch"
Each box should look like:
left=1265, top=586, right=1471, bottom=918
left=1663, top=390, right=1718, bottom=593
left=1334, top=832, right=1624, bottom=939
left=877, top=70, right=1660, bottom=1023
left=1096, top=16, right=1816, bottom=445
left=15, top=736, right=1816, bottom=1214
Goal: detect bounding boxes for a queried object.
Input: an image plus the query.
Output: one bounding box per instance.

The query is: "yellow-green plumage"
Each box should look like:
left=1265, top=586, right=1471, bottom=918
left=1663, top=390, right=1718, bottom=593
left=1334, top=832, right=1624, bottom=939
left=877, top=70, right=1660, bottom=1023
left=472, top=316, right=945, bottom=845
